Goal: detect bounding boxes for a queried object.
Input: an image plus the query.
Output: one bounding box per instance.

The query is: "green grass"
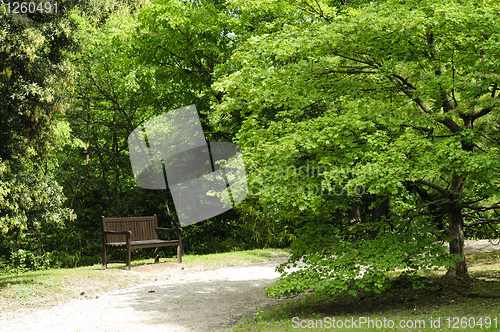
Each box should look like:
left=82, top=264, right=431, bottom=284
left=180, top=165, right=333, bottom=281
left=180, top=248, right=289, bottom=267
left=466, top=250, right=500, bottom=265
left=0, top=263, right=140, bottom=306
left=0, top=248, right=289, bottom=307
left=226, top=250, right=500, bottom=332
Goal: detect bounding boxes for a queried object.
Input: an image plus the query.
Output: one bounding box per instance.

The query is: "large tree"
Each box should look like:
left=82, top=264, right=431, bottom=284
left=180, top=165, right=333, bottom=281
left=214, top=0, right=500, bottom=297
left=0, top=0, right=143, bottom=268
left=0, top=1, right=79, bottom=264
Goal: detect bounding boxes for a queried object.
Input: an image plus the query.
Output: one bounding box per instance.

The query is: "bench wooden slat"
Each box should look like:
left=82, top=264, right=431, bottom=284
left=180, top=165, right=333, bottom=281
left=107, top=240, right=180, bottom=248
left=101, top=214, right=182, bottom=270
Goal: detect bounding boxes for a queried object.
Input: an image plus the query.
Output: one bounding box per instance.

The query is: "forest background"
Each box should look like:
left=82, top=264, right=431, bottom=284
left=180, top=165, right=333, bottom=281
left=1, top=0, right=500, bottom=298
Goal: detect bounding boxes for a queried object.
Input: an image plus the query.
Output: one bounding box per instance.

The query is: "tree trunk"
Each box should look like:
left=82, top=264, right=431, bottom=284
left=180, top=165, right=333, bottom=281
left=445, top=203, right=467, bottom=278
left=348, top=200, right=362, bottom=225
left=370, top=197, right=389, bottom=223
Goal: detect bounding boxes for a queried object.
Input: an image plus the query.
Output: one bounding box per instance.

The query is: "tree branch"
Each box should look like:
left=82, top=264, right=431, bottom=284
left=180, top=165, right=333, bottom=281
left=415, top=179, right=451, bottom=196
left=176, top=28, right=222, bottom=65
left=440, top=118, right=463, bottom=133
left=433, top=67, right=455, bottom=113
left=389, top=74, right=462, bottom=133
left=321, top=70, right=377, bottom=74
left=288, top=0, right=332, bottom=23
left=464, top=219, right=500, bottom=227
left=388, top=75, right=432, bottom=114
left=463, top=203, right=500, bottom=211
left=401, top=124, right=434, bottom=135
left=330, top=52, right=378, bottom=67
left=491, top=83, right=498, bottom=98
left=472, top=108, right=492, bottom=121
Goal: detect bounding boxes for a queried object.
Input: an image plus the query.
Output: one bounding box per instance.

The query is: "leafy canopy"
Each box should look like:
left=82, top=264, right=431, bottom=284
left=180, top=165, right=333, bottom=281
left=214, top=0, right=500, bottom=296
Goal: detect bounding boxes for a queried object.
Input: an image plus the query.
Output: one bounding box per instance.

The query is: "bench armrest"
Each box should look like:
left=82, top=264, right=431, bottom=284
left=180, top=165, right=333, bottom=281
left=103, top=230, right=131, bottom=243
left=156, top=228, right=182, bottom=240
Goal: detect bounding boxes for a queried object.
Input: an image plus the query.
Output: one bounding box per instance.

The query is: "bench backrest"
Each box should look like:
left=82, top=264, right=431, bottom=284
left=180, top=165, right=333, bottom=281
left=101, top=215, right=158, bottom=242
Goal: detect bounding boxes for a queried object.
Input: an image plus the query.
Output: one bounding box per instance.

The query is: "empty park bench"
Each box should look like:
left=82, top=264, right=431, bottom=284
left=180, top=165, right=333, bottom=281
left=101, top=215, right=182, bottom=270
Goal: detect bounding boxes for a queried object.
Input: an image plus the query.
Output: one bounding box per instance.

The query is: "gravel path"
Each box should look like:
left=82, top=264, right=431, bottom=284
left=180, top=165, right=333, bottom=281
left=0, top=259, right=292, bottom=332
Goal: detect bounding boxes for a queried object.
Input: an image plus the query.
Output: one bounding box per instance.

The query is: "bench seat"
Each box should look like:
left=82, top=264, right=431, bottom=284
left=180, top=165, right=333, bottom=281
left=107, top=239, right=181, bottom=248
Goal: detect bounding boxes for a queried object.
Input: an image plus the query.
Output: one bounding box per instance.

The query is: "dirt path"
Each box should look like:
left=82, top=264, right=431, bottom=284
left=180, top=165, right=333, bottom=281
left=462, top=239, right=500, bottom=254
left=0, top=259, right=292, bottom=332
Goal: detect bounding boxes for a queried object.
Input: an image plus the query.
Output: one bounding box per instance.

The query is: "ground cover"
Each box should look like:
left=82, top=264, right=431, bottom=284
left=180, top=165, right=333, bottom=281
left=226, top=250, right=500, bottom=332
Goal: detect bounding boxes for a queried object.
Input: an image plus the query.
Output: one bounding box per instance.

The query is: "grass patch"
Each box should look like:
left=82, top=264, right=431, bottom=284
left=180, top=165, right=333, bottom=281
left=0, top=248, right=289, bottom=309
left=466, top=250, right=500, bottom=265
left=226, top=250, right=500, bottom=332
left=180, top=248, right=289, bottom=268
left=0, top=263, right=141, bottom=308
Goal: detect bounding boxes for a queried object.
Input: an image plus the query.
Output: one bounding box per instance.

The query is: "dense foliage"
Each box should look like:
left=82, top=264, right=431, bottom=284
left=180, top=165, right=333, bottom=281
left=214, top=0, right=500, bottom=296
left=54, top=1, right=256, bottom=266
left=1, top=0, right=499, bottom=304
left=0, top=0, right=79, bottom=269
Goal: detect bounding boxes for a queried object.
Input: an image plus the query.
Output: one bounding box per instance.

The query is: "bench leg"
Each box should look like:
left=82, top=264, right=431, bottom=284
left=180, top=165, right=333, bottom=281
left=126, top=246, right=131, bottom=270
left=154, top=247, right=160, bottom=263
left=102, top=245, right=107, bottom=270
left=177, top=244, right=182, bottom=264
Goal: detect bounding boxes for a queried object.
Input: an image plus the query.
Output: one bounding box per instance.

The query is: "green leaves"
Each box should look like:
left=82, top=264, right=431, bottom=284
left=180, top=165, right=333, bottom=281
left=266, top=217, right=453, bottom=298
left=215, top=0, right=500, bottom=213
left=0, top=154, right=75, bottom=257
left=214, top=0, right=500, bottom=293
left=0, top=0, right=84, bottom=263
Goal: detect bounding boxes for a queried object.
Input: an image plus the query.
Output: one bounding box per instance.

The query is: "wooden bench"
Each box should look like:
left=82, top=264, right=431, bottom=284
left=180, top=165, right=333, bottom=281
left=101, top=215, right=182, bottom=270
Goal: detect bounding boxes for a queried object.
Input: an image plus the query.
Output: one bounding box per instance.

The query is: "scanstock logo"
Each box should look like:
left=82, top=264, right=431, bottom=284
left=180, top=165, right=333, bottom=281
left=128, top=105, right=248, bottom=226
